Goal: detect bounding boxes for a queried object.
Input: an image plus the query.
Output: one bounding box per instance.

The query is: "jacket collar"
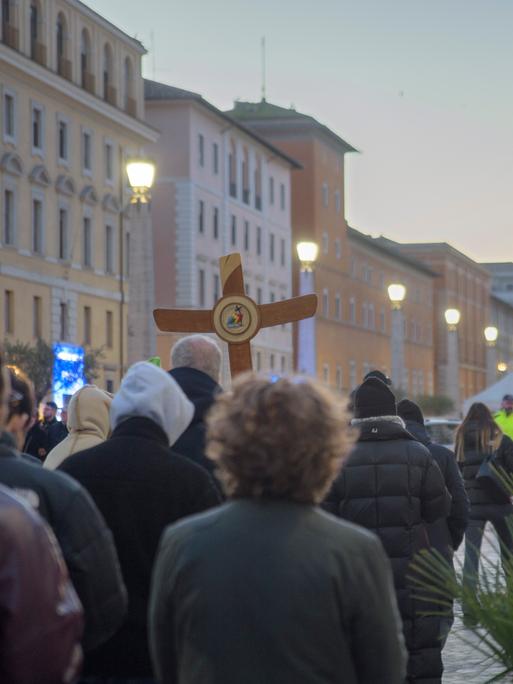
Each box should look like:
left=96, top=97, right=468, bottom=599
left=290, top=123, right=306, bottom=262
left=110, top=416, right=169, bottom=447
left=168, top=367, right=221, bottom=425
left=403, top=420, right=431, bottom=446
left=352, top=415, right=416, bottom=442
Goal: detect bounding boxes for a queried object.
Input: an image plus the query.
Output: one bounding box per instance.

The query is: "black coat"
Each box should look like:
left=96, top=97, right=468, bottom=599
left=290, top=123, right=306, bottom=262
left=169, top=367, right=221, bottom=479
left=0, top=431, right=127, bottom=652
left=149, top=499, right=407, bottom=684
left=59, top=416, right=222, bottom=679
left=459, top=429, right=513, bottom=522
left=324, top=417, right=451, bottom=684
left=404, top=420, right=469, bottom=558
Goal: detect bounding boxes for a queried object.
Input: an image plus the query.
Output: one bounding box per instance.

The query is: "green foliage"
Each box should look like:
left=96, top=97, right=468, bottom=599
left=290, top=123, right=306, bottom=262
left=415, top=394, right=455, bottom=416
left=4, top=338, right=54, bottom=402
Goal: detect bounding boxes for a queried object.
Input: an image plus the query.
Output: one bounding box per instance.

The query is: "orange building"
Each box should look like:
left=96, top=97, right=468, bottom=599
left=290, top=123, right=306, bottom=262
left=228, top=101, right=436, bottom=395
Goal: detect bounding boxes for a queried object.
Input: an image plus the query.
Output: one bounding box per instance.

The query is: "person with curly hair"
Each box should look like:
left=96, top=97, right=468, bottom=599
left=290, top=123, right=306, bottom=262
left=149, top=374, right=407, bottom=684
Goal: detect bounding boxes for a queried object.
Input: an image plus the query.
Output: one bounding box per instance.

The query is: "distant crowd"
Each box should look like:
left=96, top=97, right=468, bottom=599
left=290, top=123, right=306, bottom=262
left=1, top=334, right=513, bottom=684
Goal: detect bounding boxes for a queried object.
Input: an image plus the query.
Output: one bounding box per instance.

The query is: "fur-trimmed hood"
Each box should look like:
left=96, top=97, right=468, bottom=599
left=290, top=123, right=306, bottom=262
left=351, top=415, right=415, bottom=442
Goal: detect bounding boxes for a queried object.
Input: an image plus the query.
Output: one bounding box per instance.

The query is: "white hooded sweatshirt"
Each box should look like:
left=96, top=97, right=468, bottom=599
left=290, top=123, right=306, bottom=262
left=44, top=385, right=113, bottom=470
left=110, top=362, right=194, bottom=446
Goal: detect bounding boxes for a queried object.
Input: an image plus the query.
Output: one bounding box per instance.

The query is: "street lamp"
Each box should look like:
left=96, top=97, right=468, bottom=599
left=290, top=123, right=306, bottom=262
left=484, top=326, right=499, bottom=387
left=498, top=362, right=508, bottom=374
left=297, top=241, right=318, bottom=376
left=444, top=308, right=461, bottom=412
left=126, top=158, right=156, bottom=204
left=387, top=283, right=406, bottom=390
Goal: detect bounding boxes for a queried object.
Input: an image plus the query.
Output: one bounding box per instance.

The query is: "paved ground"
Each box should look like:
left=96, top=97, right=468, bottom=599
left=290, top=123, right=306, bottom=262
left=443, top=528, right=504, bottom=683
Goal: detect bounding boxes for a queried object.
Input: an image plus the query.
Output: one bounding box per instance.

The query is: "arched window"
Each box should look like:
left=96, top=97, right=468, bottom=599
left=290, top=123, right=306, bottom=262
left=229, top=140, right=237, bottom=198
left=56, top=12, right=69, bottom=77
left=80, top=28, right=91, bottom=90
left=124, top=57, right=134, bottom=112
left=2, top=0, right=18, bottom=49
left=30, top=1, right=41, bottom=61
left=103, top=43, right=113, bottom=102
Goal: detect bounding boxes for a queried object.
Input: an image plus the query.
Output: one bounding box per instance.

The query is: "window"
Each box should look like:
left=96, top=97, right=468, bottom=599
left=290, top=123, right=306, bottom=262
left=349, top=360, right=357, bottom=390
left=244, top=221, right=249, bottom=251
left=322, top=182, right=328, bottom=208
left=213, top=274, right=220, bottom=303
left=3, top=91, right=15, bottom=141
left=270, top=354, right=275, bottom=371
left=83, top=306, right=92, bottom=345
left=231, top=215, right=237, bottom=246
left=269, top=177, right=275, bottom=205
left=124, top=57, right=134, bottom=112
left=198, top=134, right=204, bottom=167
left=106, top=311, right=113, bottom=348
left=106, top=379, right=114, bottom=393
left=3, top=189, right=14, bottom=245
left=280, top=183, right=285, bottom=210
left=58, top=207, right=68, bottom=260
left=368, top=304, right=375, bottom=330
left=33, top=296, right=42, bottom=338
left=256, top=226, right=262, bottom=256
left=105, top=224, right=114, bottom=273
left=270, top=291, right=276, bottom=303
left=323, top=364, right=329, bottom=384
left=30, top=2, right=39, bottom=61
left=336, top=366, right=342, bottom=391
left=281, top=356, right=286, bottom=374
left=32, top=104, right=44, bottom=153
left=32, top=198, right=43, bottom=254
left=213, top=142, right=219, bottom=174
left=56, top=13, right=67, bottom=72
left=322, top=289, right=329, bottom=317
left=82, top=130, right=92, bottom=173
left=4, top=290, right=14, bottom=334
left=257, top=287, right=262, bottom=304
left=269, top=233, right=275, bottom=262
left=105, top=142, right=113, bottom=181
left=103, top=43, right=113, bottom=102
left=322, top=232, right=328, bottom=255
left=380, top=307, right=386, bottom=333
left=335, top=238, right=341, bottom=260
left=335, top=294, right=341, bottom=321
left=256, top=351, right=262, bottom=371
left=362, top=302, right=368, bottom=328
left=83, top=216, right=92, bottom=267
left=80, top=30, right=91, bottom=88
left=58, top=118, right=68, bottom=162
left=349, top=297, right=356, bottom=323
left=198, top=200, right=204, bottom=234
left=213, top=207, right=219, bottom=239
left=280, top=238, right=285, bottom=267
left=198, top=269, right=205, bottom=307
left=60, top=302, right=68, bottom=341
left=335, top=190, right=341, bottom=214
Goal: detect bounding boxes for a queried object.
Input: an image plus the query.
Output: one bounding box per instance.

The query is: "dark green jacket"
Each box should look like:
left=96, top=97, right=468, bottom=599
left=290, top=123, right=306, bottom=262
left=149, top=499, right=407, bottom=684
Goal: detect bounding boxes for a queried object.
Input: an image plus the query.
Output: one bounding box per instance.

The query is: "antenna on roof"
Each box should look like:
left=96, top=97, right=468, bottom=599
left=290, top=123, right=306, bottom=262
left=261, top=36, right=266, bottom=102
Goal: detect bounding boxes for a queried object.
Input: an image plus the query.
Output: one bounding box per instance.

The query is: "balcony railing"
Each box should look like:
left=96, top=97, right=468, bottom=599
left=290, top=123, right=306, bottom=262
left=82, top=72, right=95, bottom=95
left=2, top=24, right=19, bottom=50
left=57, top=56, right=72, bottom=81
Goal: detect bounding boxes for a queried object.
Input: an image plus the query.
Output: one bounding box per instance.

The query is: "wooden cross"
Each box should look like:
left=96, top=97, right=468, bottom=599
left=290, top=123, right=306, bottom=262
left=154, top=252, right=317, bottom=377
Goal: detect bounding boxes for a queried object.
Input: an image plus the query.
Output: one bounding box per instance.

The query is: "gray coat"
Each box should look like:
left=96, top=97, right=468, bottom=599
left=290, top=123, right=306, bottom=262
left=149, top=499, right=407, bottom=684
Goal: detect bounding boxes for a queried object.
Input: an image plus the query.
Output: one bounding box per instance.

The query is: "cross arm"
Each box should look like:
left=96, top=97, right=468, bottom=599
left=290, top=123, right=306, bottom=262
left=258, top=294, right=318, bottom=328
left=153, top=309, right=214, bottom=333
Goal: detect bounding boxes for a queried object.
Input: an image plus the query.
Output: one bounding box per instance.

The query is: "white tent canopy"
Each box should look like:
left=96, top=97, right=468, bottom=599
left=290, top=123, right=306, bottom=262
left=462, top=372, right=513, bottom=415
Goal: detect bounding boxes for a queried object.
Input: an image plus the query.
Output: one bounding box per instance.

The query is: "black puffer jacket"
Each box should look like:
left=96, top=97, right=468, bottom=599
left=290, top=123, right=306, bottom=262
left=0, top=431, right=127, bottom=653
left=324, top=417, right=451, bottom=684
left=404, top=420, right=469, bottom=558
left=459, top=427, right=513, bottom=521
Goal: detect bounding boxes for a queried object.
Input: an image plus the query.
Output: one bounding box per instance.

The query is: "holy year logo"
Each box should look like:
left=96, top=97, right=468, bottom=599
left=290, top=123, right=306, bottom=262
left=212, top=294, right=260, bottom=344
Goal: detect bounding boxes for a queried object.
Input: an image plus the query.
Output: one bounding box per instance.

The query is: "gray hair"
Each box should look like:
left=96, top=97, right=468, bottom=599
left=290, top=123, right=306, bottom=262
left=170, top=335, right=222, bottom=383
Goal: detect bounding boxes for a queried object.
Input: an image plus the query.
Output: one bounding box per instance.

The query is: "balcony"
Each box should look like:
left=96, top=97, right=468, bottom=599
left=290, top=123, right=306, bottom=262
left=229, top=182, right=237, bottom=199
left=242, top=188, right=250, bottom=205
left=32, top=41, right=47, bottom=67
left=2, top=24, right=19, bottom=50
left=126, top=97, right=137, bottom=117
left=106, top=86, right=117, bottom=107
left=57, top=56, right=72, bottom=81
left=82, top=72, right=95, bottom=95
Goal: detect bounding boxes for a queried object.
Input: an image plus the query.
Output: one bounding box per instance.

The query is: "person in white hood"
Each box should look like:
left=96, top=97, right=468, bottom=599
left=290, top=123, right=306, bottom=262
left=59, top=361, right=221, bottom=681
left=44, top=385, right=112, bottom=470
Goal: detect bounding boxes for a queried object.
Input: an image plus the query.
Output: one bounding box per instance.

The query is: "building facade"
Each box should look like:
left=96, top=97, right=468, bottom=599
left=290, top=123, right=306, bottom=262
left=228, top=100, right=436, bottom=396
left=0, top=0, right=157, bottom=393
left=145, top=82, right=297, bottom=384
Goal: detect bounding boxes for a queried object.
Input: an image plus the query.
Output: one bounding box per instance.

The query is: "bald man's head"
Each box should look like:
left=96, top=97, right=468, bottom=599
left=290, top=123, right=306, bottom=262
left=170, top=335, right=222, bottom=383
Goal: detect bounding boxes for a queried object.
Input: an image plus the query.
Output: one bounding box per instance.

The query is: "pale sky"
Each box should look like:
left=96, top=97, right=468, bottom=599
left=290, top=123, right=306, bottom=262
left=88, top=0, right=513, bottom=262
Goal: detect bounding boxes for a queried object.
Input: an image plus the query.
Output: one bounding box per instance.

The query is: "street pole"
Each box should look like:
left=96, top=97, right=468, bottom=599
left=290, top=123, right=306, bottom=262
left=390, top=307, right=405, bottom=390
left=445, top=308, right=461, bottom=414
left=297, top=268, right=316, bottom=376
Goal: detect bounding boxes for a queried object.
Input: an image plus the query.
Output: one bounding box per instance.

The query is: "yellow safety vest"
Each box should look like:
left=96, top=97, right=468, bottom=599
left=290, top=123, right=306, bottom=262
left=494, top=410, right=513, bottom=441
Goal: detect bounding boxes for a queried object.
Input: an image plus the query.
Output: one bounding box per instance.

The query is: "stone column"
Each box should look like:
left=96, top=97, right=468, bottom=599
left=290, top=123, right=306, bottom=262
left=390, top=307, right=405, bottom=390
left=297, top=269, right=316, bottom=376
left=127, top=202, right=156, bottom=364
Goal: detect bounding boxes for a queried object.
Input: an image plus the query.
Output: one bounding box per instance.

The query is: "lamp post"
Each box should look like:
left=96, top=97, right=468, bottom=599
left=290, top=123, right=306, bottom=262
left=297, top=241, right=318, bottom=376
left=498, top=361, right=508, bottom=374
left=125, top=158, right=156, bottom=365
left=484, top=326, right=499, bottom=387
left=387, top=283, right=406, bottom=390
left=445, top=308, right=461, bottom=412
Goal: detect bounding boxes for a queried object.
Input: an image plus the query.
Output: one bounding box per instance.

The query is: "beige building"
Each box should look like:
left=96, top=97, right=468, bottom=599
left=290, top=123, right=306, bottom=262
left=0, top=0, right=157, bottom=393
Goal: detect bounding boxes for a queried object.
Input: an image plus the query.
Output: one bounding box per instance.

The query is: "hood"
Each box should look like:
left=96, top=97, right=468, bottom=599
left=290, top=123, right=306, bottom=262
left=351, top=415, right=415, bottom=442
left=111, top=362, right=194, bottom=446
left=168, top=367, right=221, bottom=425
left=403, top=419, right=431, bottom=446
left=67, top=385, right=112, bottom=439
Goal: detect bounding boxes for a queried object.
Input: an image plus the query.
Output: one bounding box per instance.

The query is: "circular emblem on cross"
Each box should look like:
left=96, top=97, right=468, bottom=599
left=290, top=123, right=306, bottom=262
left=212, top=295, right=260, bottom=344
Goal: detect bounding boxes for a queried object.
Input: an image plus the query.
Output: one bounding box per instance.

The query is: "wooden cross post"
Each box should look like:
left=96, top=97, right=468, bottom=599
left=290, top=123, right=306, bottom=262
left=154, top=252, right=317, bottom=378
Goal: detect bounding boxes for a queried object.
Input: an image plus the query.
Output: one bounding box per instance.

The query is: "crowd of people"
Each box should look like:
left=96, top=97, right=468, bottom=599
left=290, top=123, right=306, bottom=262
left=1, top=334, right=513, bottom=684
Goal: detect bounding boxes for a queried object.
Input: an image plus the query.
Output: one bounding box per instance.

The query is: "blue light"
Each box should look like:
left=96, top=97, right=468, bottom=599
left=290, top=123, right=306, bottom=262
left=52, top=343, right=85, bottom=408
